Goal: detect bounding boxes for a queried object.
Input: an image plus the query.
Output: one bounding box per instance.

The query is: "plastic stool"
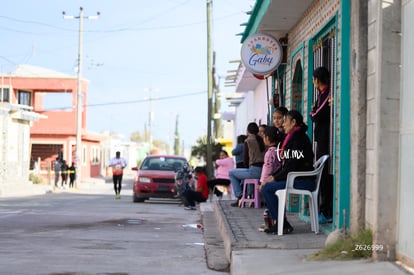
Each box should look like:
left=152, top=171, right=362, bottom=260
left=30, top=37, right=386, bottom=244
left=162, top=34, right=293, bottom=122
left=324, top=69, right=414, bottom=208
left=239, top=179, right=261, bottom=208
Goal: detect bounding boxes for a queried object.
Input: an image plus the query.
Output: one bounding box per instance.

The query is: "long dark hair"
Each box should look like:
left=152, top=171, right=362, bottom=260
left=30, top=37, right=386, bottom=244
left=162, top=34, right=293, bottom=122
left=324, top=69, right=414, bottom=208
left=246, top=122, right=266, bottom=152
left=313, top=67, right=330, bottom=85
left=237, top=134, right=247, bottom=144
left=286, top=110, right=308, bottom=132
left=274, top=106, right=288, bottom=116
left=264, top=126, right=283, bottom=145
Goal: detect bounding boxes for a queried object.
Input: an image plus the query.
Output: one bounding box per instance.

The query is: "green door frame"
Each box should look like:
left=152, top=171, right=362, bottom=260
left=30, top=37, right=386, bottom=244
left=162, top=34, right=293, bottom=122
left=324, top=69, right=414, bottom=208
left=290, top=42, right=305, bottom=113
left=307, top=2, right=351, bottom=231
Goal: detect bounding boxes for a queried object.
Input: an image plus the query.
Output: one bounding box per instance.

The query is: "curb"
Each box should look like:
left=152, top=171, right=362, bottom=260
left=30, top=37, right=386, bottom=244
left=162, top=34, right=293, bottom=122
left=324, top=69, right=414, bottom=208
left=214, top=200, right=236, bottom=263
left=201, top=207, right=229, bottom=272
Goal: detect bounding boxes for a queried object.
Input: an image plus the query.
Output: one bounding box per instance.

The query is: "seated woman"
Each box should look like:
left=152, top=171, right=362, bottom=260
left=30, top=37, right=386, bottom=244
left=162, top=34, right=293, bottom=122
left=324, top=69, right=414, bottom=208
left=182, top=166, right=209, bottom=210
left=261, top=110, right=315, bottom=234
left=208, top=150, right=235, bottom=198
left=229, top=122, right=266, bottom=207
left=232, top=135, right=247, bottom=168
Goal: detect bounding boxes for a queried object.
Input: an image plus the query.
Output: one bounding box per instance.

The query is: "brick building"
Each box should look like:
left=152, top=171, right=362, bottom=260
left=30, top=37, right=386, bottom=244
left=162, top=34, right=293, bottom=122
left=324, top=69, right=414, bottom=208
left=1, top=65, right=105, bottom=190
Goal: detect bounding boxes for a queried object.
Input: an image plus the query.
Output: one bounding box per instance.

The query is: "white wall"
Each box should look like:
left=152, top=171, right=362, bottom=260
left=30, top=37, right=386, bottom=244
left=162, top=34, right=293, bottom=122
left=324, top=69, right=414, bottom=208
left=398, top=0, right=414, bottom=265
left=233, top=79, right=270, bottom=140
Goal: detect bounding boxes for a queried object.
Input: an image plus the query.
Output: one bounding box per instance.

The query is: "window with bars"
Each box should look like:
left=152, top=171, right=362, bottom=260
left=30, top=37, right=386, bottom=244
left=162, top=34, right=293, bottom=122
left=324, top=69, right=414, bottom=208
left=90, top=146, right=100, bottom=164
left=18, top=90, right=32, bottom=106
left=312, top=27, right=336, bottom=173
left=1, top=87, right=10, bottom=102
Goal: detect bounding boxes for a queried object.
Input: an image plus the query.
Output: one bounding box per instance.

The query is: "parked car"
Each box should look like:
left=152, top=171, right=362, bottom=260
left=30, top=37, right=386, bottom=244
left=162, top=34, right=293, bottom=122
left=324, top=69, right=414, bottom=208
left=132, top=155, right=188, bottom=203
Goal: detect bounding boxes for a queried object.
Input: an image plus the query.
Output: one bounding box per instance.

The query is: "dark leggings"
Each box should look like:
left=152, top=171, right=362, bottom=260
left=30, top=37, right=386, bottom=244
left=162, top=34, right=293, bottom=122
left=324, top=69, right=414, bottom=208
left=207, top=178, right=230, bottom=196
left=113, top=174, right=123, bottom=194
left=182, top=189, right=206, bottom=207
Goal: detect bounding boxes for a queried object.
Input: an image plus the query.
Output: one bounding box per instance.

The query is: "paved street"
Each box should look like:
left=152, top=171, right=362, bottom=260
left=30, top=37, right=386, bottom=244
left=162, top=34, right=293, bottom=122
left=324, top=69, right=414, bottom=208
left=0, top=177, right=219, bottom=275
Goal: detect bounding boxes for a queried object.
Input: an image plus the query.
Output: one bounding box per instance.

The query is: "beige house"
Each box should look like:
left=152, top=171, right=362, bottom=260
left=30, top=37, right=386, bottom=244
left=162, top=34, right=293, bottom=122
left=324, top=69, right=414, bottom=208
left=0, top=85, right=43, bottom=196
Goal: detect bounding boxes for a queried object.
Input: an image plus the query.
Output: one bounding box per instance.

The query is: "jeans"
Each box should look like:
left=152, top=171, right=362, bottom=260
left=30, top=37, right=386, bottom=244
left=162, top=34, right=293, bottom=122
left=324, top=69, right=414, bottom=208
left=228, top=166, right=262, bottom=198
left=261, top=178, right=315, bottom=221
left=54, top=172, right=60, bottom=187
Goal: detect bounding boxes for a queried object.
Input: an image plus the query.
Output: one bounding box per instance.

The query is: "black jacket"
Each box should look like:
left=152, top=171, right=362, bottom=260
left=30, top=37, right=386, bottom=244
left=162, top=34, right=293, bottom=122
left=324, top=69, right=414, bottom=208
left=272, top=125, right=314, bottom=181
left=311, top=88, right=330, bottom=143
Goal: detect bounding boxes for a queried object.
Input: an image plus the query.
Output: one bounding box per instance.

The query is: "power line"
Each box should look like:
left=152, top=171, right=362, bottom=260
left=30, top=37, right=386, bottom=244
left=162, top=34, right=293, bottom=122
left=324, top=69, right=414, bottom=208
left=42, top=90, right=205, bottom=111
left=0, top=10, right=245, bottom=35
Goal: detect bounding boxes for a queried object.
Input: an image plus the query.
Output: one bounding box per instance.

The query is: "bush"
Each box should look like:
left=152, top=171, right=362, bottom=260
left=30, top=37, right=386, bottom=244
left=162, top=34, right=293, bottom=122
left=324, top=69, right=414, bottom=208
left=29, top=173, right=43, bottom=184
left=307, top=229, right=373, bottom=260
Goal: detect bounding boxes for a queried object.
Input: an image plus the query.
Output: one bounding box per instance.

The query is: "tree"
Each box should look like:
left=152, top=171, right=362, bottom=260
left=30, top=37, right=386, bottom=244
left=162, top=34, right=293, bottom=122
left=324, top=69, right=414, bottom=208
left=153, top=140, right=170, bottom=154
left=191, top=136, right=223, bottom=163
left=130, top=131, right=144, bottom=143
left=174, top=114, right=180, bottom=155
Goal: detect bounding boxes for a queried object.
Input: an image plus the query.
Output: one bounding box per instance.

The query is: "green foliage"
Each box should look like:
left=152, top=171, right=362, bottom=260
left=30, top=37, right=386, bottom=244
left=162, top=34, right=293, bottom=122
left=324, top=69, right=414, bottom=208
left=191, top=136, right=223, bottom=162
left=29, top=173, right=43, bottom=184
left=174, top=114, right=180, bottom=155
left=307, top=229, right=373, bottom=260
left=130, top=131, right=145, bottom=143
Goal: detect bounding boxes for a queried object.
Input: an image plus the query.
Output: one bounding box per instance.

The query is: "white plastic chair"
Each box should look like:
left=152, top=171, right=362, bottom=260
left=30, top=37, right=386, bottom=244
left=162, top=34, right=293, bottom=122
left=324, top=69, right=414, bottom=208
left=275, top=155, right=329, bottom=236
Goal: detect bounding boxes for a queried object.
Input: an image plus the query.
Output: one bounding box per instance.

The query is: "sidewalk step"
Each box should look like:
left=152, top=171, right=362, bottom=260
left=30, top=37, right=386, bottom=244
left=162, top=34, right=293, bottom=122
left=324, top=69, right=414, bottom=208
left=201, top=202, right=230, bottom=272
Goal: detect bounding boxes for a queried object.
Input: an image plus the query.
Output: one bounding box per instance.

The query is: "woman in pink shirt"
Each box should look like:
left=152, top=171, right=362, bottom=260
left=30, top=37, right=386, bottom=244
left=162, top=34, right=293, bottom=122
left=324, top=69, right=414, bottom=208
left=208, top=150, right=235, bottom=198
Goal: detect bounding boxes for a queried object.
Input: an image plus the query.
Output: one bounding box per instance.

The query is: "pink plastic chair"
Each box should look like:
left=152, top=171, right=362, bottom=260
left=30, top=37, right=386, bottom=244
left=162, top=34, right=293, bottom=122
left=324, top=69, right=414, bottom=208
left=239, top=179, right=261, bottom=208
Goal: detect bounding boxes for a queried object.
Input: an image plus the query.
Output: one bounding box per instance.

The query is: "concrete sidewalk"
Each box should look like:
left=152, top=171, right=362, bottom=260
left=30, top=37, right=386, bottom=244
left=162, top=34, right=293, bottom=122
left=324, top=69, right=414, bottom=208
left=200, top=199, right=412, bottom=275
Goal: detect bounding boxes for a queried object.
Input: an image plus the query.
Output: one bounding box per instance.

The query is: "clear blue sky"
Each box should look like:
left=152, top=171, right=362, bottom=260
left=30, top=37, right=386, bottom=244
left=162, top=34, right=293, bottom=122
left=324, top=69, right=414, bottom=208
left=0, top=0, right=253, bottom=150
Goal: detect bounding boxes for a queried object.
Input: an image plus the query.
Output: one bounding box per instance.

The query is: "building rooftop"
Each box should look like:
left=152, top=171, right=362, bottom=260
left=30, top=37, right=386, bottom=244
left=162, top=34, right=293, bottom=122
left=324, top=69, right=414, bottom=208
left=8, top=65, right=76, bottom=79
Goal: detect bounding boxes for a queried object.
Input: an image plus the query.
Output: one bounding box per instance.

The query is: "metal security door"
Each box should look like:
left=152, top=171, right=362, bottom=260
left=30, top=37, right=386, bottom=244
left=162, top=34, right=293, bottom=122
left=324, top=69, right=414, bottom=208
left=312, top=27, right=336, bottom=174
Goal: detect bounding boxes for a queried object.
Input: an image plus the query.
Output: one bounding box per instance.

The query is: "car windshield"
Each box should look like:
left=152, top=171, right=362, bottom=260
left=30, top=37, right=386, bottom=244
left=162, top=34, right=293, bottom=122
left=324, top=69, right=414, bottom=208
left=140, top=157, right=187, bottom=171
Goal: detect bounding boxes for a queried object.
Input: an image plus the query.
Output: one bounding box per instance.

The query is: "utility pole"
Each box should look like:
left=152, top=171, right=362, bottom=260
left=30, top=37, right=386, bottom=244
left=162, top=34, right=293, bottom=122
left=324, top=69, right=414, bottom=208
left=149, top=93, right=153, bottom=154
left=63, top=7, right=99, bottom=186
left=212, top=51, right=222, bottom=139
left=144, top=88, right=158, bottom=154
left=206, top=0, right=213, bottom=179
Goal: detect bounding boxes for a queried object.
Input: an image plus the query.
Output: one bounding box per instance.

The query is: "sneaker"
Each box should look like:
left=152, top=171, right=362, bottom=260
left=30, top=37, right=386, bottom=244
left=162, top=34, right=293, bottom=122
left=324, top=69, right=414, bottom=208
left=318, top=213, right=328, bottom=224
left=264, top=223, right=294, bottom=235
left=184, top=206, right=196, bottom=210
left=264, top=224, right=277, bottom=234
left=258, top=223, right=266, bottom=232
left=230, top=197, right=242, bottom=207
left=283, top=221, right=294, bottom=234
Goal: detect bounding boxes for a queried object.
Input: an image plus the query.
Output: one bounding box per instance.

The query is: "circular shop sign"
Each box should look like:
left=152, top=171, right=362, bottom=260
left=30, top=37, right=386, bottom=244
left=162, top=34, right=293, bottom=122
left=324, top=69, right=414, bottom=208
left=241, top=33, right=283, bottom=75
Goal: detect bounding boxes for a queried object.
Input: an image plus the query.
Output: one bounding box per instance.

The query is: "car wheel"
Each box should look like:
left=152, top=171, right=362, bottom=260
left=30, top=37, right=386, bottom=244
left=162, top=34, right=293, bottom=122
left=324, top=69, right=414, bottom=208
left=133, top=193, right=146, bottom=203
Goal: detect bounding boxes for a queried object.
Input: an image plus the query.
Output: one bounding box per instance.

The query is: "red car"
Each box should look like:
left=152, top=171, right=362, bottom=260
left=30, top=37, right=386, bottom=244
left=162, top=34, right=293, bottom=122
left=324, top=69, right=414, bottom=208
left=132, top=155, right=188, bottom=202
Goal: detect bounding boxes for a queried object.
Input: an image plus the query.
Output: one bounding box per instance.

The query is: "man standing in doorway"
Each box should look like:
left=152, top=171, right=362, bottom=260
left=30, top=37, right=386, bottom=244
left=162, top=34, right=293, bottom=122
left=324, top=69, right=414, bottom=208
left=107, top=151, right=127, bottom=199
left=310, top=66, right=332, bottom=224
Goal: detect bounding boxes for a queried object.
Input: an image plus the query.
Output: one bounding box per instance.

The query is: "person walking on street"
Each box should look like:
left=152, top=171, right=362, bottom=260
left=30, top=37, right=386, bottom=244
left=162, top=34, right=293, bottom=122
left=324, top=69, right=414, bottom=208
left=54, top=157, right=61, bottom=188
left=60, top=160, right=68, bottom=189
left=68, top=162, right=76, bottom=188
left=107, top=151, right=127, bottom=199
